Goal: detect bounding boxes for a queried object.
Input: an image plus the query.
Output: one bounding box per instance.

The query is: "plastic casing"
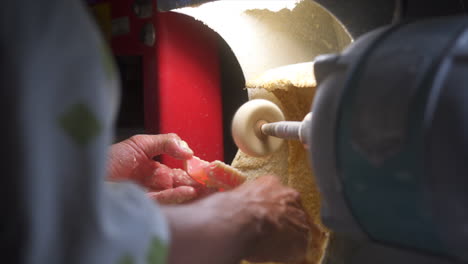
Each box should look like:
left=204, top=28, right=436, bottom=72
left=310, top=16, right=468, bottom=263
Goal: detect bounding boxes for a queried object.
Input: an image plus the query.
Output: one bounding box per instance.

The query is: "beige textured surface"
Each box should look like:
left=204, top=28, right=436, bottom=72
left=232, top=62, right=329, bottom=264
left=176, top=0, right=352, bottom=80
left=246, top=62, right=316, bottom=91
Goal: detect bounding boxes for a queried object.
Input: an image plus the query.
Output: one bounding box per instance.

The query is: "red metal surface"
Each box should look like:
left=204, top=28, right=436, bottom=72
left=156, top=12, right=223, bottom=168
left=92, top=1, right=224, bottom=169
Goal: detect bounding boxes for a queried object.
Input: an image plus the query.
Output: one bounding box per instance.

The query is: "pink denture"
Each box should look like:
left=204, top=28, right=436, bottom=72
left=184, top=156, right=246, bottom=190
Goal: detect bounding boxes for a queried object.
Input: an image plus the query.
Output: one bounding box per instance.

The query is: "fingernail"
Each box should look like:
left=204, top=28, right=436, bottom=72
left=178, top=140, right=194, bottom=155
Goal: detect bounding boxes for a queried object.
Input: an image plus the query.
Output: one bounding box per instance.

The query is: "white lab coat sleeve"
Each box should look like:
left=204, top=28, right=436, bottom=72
left=0, top=0, right=170, bottom=263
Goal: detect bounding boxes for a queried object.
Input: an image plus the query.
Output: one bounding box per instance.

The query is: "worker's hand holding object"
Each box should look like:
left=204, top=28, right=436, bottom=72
left=107, top=133, right=209, bottom=204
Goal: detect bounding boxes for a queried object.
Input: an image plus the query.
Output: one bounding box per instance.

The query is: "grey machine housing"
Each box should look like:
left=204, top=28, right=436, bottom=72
left=310, top=16, right=468, bottom=264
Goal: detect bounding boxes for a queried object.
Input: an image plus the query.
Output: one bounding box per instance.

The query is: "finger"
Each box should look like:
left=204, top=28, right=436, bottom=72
left=129, top=134, right=194, bottom=160
left=169, top=169, right=219, bottom=199
left=172, top=168, right=201, bottom=188
left=148, top=186, right=197, bottom=204
left=144, top=164, right=202, bottom=190
left=308, top=217, right=327, bottom=243
left=275, top=208, right=310, bottom=263
left=285, top=207, right=310, bottom=232
left=196, top=186, right=219, bottom=198
left=281, top=189, right=302, bottom=208
left=142, top=162, right=174, bottom=190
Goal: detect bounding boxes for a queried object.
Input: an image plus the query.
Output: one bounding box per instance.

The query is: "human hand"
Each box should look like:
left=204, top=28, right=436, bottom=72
left=107, top=133, right=211, bottom=204
left=230, top=175, right=310, bottom=262
left=162, top=175, right=310, bottom=264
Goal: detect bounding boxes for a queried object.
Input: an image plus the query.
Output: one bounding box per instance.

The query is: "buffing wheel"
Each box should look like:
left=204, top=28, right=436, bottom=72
left=231, top=99, right=285, bottom=157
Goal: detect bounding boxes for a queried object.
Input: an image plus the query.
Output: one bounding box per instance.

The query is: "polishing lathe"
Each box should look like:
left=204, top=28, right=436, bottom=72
left=231, top=16, right=468, bottom=264
left=231, top=99, right=312, bottom=157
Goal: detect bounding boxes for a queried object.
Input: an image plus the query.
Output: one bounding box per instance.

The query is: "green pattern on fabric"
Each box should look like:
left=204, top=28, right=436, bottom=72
left=118, top=254, right=134, bottom=264
left=59, top=103, right=101, bottom=145
left=147, top=237, right=168, bottom=264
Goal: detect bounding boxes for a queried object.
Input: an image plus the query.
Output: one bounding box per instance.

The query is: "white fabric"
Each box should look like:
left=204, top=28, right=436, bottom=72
left=0, top=0, right=169, bottom=263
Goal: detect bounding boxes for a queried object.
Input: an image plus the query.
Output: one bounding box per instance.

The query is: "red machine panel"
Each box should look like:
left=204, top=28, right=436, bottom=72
left=88, top=0, right=224, bottom=168
left=156, top=12, right=223, bottom=167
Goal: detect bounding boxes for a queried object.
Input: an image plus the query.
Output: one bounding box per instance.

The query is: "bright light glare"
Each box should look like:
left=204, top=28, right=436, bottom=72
left=175, top=0, right=302, bottom=80
left=177, top=0, right=301, bottom=15
left=174, top=0, right=351, bottom=81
